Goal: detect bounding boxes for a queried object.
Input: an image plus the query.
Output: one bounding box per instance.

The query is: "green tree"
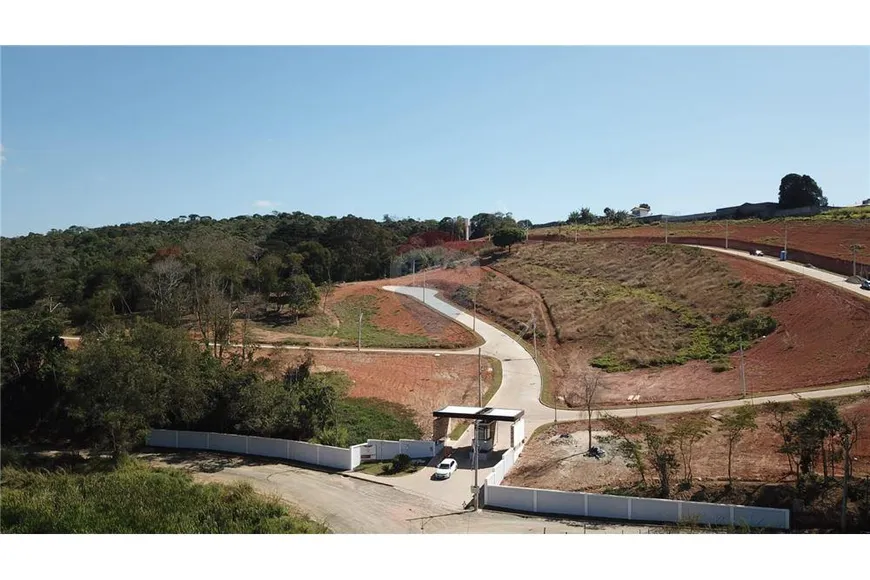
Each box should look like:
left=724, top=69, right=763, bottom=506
left=281, top=274, right=319, bottom=320
left=670, top=415, right=711, bottom=483
left=491, top=227, right=527, bottom=253
left=720, top=404, right=758, bottom=485
left=599, top=414, right=646, bottom=485
left=0, top=306, right=74, bottom=442
left=640, top=424, right=680, bottom=498
left=778, top=173, right=828, bottom=209
left=567, top=210, right=582, bottom=224
left=786, top=399, right=844, bottom=479
left=579, top=207, right=595, bottom=224
left=71, top=332, right=168, bottom=460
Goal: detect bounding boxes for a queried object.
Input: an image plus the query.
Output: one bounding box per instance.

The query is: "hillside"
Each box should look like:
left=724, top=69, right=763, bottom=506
left=533, top=217, right=870, bottom=264
left=425, top=241, right=869, bottom=405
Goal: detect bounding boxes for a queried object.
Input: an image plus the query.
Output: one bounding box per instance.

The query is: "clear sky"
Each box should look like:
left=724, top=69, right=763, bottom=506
left=1, top=46, right=868, bottom=236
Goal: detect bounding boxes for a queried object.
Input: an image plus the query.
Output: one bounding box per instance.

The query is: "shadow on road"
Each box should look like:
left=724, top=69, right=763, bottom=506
left=138, top=448, right=343, bottom=475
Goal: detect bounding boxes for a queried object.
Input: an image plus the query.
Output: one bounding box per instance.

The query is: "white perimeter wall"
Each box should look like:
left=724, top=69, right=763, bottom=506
left=357, top=439, right=443, bottom=461
left=483, top=484, right=790, bottom=530
left=147, top=430, right=441, bottom=471
left=147, top=429, right=355, bottom=471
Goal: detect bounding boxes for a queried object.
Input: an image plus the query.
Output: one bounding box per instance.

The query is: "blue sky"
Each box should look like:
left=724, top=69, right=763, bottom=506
left=2, top=46, right=868, bottom=236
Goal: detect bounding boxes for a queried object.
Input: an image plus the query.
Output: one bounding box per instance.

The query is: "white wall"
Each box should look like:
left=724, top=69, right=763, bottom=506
left=357, top=439, right=443, bottom=462
left=146, top=429, right=354, bottom=471
left=482, top=484, right=790, bottom=530
left=146, top=430, right=441, bottom=471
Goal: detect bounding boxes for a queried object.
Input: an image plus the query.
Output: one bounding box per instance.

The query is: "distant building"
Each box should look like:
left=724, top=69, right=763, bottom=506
left=630, top=205, right=651, bottom=217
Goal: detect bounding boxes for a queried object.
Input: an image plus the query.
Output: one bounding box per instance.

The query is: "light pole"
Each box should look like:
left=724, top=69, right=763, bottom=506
left=739, top=340, right=747, bottom=398
left=472, top=299, right=477, bottom=333
left=724, top=220, right=729, bottom=249
left=532, top=317, right=538, bottom=362
left=472, top=419, right=480, bottom=511
left=358, top=311, right=363, bottom=351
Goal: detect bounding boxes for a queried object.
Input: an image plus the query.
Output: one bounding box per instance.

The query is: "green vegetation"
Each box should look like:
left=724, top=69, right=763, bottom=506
left=271, top=293, right=461, bottom=348
left=334, top=397, right=422, bottom=445
left=759, top=283, right=796, bottom=306
left=0, top=454, right=327, bottom=534
left=355, top=458, right=421, bottom=477
left=492, top=226, right=527, bottom=253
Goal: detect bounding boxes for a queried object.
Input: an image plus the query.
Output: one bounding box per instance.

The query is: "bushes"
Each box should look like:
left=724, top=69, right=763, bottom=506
left=333, top=398, right=422, bottom=445
left=760, top=283, right=796, bottom=306
left=390, top=454, right=412, bottom=473
left=0, top=456, right=327, bottom=534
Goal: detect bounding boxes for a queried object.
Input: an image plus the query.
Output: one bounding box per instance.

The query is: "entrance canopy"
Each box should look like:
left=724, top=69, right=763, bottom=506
left=433, top=406, right=524, bottom=422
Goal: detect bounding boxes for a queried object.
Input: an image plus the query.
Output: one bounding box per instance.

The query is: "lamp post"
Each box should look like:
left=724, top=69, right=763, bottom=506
left=472, top=419, right=480, bottom=511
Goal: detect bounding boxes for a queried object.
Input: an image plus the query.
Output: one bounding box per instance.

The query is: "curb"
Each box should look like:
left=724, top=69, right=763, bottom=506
left=339, top=471, right=397, bottom=488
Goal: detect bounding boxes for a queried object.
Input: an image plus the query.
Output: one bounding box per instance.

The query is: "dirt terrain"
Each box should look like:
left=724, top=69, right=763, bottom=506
left=504, top=396, right=870, bottom=493
left=469, top=242, right=870, bottom=406
left=535, top=219, right=869, bottom=262
left=235, top=281, right=479, bottom=349
left=247, top=348, right=497, bottom=436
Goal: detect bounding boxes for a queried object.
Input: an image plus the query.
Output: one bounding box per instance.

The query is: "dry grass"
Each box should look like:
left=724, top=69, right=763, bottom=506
left=489, top=241, right=782, bottom=370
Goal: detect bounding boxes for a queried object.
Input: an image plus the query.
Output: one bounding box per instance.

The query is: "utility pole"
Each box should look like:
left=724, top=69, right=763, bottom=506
left=472, top=299, right=477, bottom=333
left=532, top=317, right=538, bottom=362
left=358, top=311, right=363, bottom=352
left=739, top=340, right=747, bottom=398
left=725, top=220, right=729, bottom=249
left=664, top=215, right=668, bottom=244
left=423, top=268, right=427, bottom=304
left=783, top=222, right=789, bottom=253
left=478, top=347, right=483, bottom=406
left=847, top=243, right=865, bottom=277
left=472, top=419, right=480, bottom=511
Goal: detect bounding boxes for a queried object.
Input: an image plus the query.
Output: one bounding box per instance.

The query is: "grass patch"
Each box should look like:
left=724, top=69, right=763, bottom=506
left=759, top=283, right=796, bottom=306
left=272, top=294, right=458, bottom=349
left=355, top=460, right=422, bottom=477
left=0, top=454, right=327, bottom=534
left=334, top=398, right=422, bottom=445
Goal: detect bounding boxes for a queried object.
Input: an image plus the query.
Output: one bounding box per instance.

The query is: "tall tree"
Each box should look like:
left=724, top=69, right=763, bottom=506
left=764, top=401, right=797, bottom=478
left=720, top=404, right=758, bottom=485
left=578, top=372, right=605, bottom=453
left=778, top=173, right=828, bottom=209
left=599, top=414, right=646, bottom=485
left=640, top=424, right=680, bottom=498
left=670, top=415, right=711, bottom=483
left=71, top=331, right=167, bottom=460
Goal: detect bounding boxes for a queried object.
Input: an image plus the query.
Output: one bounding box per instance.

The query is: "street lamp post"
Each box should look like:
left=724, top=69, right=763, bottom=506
left=472, top=419, right=480, bottom=511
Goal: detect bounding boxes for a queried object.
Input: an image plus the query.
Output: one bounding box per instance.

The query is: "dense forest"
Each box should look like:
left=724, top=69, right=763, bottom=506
left=0, top=209, right=519, bottom=455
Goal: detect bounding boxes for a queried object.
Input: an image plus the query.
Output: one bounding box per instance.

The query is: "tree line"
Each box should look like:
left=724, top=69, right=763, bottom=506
left=598, top=398, right=865, bottom=529
left=0, top=305, right=360, bottom=459
left=1, top=210, right=534, bottom=352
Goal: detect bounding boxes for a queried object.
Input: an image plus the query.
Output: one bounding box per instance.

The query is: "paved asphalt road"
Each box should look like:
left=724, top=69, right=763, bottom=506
left=143, top=450, right=655, bottom=534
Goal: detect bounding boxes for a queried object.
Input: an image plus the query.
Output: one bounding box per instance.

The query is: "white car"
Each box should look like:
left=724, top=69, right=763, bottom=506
left=433, top=458, right=458, bottom=480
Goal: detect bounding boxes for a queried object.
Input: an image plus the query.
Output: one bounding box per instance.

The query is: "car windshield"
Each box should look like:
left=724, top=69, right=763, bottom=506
left=438, top=463, right=451, bottom=470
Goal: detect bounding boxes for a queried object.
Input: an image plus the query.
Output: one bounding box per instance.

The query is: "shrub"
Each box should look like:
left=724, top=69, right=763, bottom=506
left=390, top=454, right=412, bottom=473
left=760, top=284, right=796, bottom=306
